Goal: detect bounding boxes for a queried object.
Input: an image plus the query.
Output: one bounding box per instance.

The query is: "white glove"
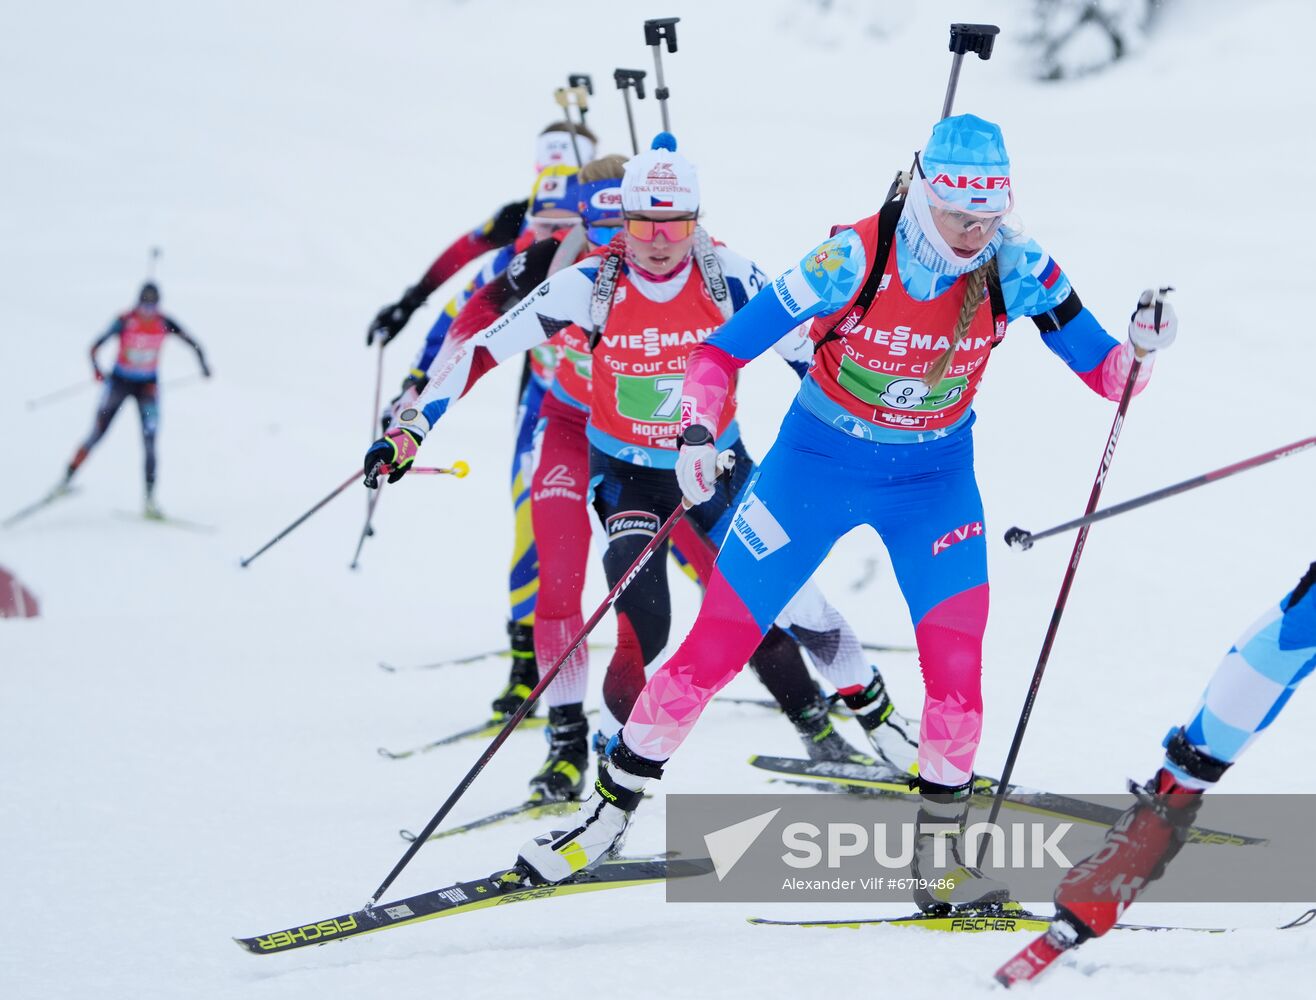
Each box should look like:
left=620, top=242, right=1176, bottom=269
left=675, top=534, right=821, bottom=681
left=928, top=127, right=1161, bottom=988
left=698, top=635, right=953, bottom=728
left=675, top=427, right=720, bottom=506
left=1128, top=287, right=1177, bottom=353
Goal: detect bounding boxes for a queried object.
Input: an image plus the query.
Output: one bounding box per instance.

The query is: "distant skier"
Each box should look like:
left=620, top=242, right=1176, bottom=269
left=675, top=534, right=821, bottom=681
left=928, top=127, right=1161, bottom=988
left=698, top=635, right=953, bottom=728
left=63, top=281, right=210, bottom=517
left=513, top=114, right=1176, bottom=910
left=997, top=560, right=1316, bottom=985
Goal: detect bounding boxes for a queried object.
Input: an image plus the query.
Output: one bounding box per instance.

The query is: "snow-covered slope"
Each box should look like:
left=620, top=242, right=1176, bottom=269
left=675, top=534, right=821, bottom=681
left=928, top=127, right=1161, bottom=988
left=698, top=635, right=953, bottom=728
left=2, top=1, right=1313, bottom=997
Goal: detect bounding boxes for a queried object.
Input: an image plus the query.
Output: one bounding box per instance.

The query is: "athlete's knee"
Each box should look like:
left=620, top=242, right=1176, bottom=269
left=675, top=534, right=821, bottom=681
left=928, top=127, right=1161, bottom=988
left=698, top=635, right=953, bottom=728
left=603, top=611, right=652, bottom=722
left=914, top=583, right=988, bottom=707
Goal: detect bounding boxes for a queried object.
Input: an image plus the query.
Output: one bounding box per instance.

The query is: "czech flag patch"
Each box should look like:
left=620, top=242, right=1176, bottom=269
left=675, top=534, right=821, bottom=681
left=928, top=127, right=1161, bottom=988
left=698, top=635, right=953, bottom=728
left=650, top=195, right=674, bottom=208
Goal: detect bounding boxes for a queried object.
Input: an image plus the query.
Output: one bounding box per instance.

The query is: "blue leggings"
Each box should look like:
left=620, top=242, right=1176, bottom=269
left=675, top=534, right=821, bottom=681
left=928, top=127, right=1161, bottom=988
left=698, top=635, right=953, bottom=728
left=1168, top=562, right=1316, bottom=782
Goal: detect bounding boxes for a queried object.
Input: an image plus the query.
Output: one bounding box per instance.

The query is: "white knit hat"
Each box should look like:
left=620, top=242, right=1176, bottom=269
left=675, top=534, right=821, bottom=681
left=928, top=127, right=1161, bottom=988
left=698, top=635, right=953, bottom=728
left=621, top=132, right=699, bottom=213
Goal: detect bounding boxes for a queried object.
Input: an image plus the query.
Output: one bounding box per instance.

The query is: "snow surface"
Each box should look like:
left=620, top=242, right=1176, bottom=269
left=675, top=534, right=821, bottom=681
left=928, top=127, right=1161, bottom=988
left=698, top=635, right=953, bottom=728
left=2, top=1, right=1314, bottom=997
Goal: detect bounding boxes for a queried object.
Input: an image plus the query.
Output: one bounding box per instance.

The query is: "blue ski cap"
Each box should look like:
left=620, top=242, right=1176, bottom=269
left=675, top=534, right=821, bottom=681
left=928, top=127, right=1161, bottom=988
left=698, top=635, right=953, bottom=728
left=579, top=175, right=624, bottom=246
left=921, top=114, right=1011, bottom=214
left=622, top=132, right=699, bottom=213
left=579, top=177, right=623, bottom=226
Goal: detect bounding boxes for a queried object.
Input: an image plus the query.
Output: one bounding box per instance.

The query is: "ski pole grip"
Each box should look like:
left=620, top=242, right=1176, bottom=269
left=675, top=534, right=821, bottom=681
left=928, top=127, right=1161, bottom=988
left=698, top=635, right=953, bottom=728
left=614, top=67, right=647, bottom=99
left=644, top=16, right=680, bottom=52
left=1003, top=526, right=1033, bottom=551
left=949, top=23, right=999, bottom=59
left=716, top=450, right=737, bottom=475
left=569, top=73, right=594, bottom=95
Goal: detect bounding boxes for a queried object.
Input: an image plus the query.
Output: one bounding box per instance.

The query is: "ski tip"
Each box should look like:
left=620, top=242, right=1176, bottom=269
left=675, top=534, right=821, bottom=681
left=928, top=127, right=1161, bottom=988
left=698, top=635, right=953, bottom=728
left=377, top=662, right=396, bottom=672
left=1282, top=908, right=1316, bottom=929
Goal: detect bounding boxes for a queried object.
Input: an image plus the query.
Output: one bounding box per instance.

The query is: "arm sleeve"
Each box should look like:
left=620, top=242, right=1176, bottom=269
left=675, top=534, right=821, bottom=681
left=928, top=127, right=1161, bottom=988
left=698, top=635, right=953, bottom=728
left=411, top=238, right=560, bottom=375
left=91, top=317, right=123, bottom=353
left=164, top=316, right=204, bottom=355
left=416, top=199, right=527, bottom=295
left=681, top=230, right=868, bottom=430
left=402, top=263, right=595, bottom=433
left=997, top=234, right=1154, bottom=402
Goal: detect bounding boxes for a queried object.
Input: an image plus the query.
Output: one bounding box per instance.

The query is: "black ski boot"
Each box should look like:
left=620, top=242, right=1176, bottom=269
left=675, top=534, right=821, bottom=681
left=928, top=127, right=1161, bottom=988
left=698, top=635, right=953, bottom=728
left=491, top=621, right=539, bottom=719
left=529, top=704, right=590, bottom=802
left=789, top=696, right=873, bottom=763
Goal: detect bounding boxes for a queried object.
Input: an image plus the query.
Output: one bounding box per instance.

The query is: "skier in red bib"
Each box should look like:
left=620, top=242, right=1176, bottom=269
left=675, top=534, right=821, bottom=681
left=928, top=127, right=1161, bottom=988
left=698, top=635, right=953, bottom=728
left=63, top=282, right=210, bottom=517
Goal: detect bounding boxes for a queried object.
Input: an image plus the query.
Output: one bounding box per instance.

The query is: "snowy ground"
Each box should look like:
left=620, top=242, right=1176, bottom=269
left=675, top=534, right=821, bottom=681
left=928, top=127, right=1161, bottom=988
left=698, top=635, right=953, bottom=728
left=2, top=1, right=1314, bottom=997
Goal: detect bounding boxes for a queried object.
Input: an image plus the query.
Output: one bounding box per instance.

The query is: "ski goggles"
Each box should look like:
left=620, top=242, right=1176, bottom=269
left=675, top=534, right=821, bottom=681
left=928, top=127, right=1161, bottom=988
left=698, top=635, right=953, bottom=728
left=623, top=215, right=698, bottom=242
left=586, top=220, right=623, bottom=246
left=525, top=212, right=582, bottom=237
left=915, top=153, right=1012, bottom=234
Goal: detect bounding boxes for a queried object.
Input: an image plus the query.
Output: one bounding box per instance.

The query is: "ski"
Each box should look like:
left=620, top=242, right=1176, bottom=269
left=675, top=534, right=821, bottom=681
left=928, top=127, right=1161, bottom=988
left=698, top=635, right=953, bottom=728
left=379, top=643, right=612, bottom=673
left=399, top=799, right=579, bottom=842
left=377, top=714, right=548, bottom=760
left=3, top=484, right=76, bottom=529
left=113, top=510, right=217, bottom=533
left=752, top=907, right=1316, bottom=936
left=993, top=908, right=1316, bottom=986
left=379, top=639, right=914, bottom=673
left=399, top=791, right=652, bottom=843
left=235, top=856, right=711, bottom=955
left=715, top=695, right=856, bottom=719
left=860, top=641, right=916, bottom=654
left=748, top=755, right=1268, bottom=846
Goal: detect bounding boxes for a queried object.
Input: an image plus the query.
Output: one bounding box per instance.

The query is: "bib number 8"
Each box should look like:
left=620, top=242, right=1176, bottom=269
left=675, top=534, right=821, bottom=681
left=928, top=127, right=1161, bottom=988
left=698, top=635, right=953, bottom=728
left=880, top=378, right=930, bottom=410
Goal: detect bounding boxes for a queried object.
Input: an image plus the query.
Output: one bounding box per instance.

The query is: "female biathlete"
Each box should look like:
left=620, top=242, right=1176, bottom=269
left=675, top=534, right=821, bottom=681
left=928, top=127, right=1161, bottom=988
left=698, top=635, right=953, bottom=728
left=368, top=122, right=597, bottom=718
left=513, top=114, right=1179, bottom=913
left=366, top=140, right=919, bottom=800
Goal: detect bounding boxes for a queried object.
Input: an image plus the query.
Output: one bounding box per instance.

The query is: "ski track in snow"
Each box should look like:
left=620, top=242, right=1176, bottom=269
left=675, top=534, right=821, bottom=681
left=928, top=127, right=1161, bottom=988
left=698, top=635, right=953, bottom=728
left=2, top=0, right=1314, bottom=997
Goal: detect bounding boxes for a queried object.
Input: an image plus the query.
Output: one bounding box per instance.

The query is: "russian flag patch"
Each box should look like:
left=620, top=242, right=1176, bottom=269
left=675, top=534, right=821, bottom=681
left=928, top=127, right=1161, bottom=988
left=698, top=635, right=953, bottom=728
left=1037, top=256, right=1062, bottom=289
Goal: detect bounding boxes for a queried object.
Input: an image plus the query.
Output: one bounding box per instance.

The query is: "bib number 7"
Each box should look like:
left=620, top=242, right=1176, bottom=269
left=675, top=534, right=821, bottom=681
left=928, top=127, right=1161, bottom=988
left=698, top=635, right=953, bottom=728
left=615, top=374, right=684, bottom=423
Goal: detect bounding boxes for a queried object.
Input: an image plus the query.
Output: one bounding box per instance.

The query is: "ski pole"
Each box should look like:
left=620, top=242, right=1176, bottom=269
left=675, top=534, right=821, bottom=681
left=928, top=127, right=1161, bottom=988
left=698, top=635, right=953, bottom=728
left=886, top=23, right=1000, bottom=204
left=986, top=340, right=1156, bottom=830
left=364, top=453, right=732, bottom=908
left=1006, top=435, right=1316, bottom=551
left=349, top=461, right=468, bottom=570
left=147, top=245, right=162, bottom=281
left=614, top=68, right=647, bottom=155
left=25, top=378, right=97, bottom=411
left=239, top=471, right=359, bottom=568
left=567, top=73, right=593, bottom=124
left=553, top=85, right=590, bottom=167
left=941, top=23, right=999, bottom=119
left=643, top=17, right=679, bottom=131
left=349, top=489, right=382, bottom=571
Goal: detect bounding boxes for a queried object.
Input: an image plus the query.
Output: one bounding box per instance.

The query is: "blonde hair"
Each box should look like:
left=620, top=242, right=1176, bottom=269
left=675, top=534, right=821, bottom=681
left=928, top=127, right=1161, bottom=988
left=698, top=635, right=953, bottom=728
left=922, top=256, right=998, bottom=387
left=579, top=154, right=628, bottom=184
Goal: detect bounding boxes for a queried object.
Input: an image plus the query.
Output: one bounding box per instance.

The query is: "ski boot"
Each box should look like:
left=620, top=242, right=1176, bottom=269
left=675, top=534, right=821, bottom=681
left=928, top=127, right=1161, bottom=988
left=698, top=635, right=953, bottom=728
left=840, top=672, right=919, bottom=774
left=491, top=621, right=539, bottom=719
left=911, top=778, right=1012, bottom=914
left=789, top=695, right=874, bottom=764
left=1051, top=729, right=1225, bottom=943
left=517, top=735, right=661, bottom=884
left=529, top=704, right=590, bottom=802
left=143, top=487, right=164, bottom=520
